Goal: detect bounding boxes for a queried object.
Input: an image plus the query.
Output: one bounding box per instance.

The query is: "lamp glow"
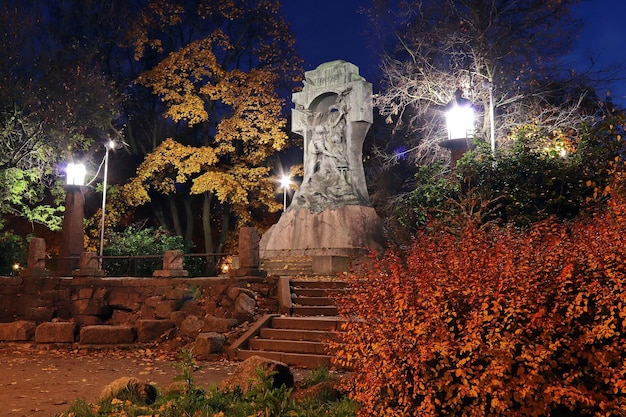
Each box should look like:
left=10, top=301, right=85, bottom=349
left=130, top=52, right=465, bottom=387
left=445, top=104, right=475, bottom=141
left=280, top=175, right=292, bottom=212
left=66, top=163, right=86, bottom=186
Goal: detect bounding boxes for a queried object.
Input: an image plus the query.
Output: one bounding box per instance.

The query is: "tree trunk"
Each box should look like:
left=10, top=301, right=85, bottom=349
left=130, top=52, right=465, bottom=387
left=167, top=195, right=183, bottom=236
left=183, top=197, right=194, bottom=244
left=202, top=192, right=216, bottom=275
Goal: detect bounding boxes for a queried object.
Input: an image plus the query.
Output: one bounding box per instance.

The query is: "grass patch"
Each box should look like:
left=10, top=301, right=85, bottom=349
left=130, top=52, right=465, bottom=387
left=54, top=351, right=358, bottom=417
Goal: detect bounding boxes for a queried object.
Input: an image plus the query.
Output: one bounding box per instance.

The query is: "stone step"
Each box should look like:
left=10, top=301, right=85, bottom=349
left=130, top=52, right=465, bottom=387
left=249, top=338, right=328, bottom=355
left=237, top=349, right=331, bottom=369
left=291, top=288, right=345, bottom=297
left=271, top=316, right=342, bottom=331
left=292, top=306, right=339, bottom=316
left=291, top=280, right=347, bottom=289
left=292, top=295, right=334, bottom=306
left=260, top=258, right=314, bottom=276
left=259, top=327, right=333, bottom=342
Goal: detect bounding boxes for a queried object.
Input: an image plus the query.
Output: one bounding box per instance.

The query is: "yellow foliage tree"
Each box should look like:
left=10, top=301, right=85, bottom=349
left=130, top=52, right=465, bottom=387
left=121, top=0, right=301, bottom=270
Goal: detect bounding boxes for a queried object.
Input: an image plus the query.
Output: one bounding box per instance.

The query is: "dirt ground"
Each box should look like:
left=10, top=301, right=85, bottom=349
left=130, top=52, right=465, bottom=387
left=0, top=343, right=241, bottom=417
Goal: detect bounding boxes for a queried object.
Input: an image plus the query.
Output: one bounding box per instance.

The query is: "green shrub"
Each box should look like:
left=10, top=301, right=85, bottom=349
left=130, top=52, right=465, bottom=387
left=0, top=231, right=26, bottom=275
left=102, top=226, right=193, bottom=276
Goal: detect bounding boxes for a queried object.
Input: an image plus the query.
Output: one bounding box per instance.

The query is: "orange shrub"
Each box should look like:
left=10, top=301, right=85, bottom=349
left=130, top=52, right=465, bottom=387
left=332, top=199, right=626, bottom=416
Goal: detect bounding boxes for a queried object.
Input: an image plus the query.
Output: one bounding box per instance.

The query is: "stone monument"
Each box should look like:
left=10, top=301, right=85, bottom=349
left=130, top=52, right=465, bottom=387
left=260, top=61, right=385, bottom=264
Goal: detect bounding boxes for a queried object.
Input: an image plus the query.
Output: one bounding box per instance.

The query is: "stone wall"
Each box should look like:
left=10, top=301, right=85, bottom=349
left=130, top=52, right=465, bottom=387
left=0, top=275, right=279, bottom=357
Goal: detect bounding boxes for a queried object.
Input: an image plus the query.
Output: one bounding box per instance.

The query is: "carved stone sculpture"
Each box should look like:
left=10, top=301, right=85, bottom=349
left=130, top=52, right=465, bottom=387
left=290, top=61, right=372, bottom=213
left=260, top=61, right=385, bottom=262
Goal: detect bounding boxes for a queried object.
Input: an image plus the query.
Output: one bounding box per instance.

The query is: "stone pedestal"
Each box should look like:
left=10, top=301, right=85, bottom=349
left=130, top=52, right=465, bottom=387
left=153, top=250, right=188, bottom=277
left=59, top=185, right=85, bottom=275
left=229, top=227, right=266, bottom=280
left=21, top=238, right=49, bottom=277
left=73, top=252, right=105, bottom=277
left=260, top=205, right=385, bottom=259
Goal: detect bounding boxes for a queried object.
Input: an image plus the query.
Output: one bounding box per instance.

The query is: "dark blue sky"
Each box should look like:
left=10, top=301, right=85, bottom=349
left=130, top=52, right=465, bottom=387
left=281, top=0, right=626, bottom=106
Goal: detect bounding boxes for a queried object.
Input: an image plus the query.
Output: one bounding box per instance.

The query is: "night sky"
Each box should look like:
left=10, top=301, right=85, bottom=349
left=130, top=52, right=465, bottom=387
left=281, top=0, right=626, bottom=106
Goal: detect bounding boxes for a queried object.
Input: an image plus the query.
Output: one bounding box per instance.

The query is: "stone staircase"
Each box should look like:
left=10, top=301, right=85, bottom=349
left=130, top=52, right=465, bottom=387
left=229, top=279, right=346, bottom=368
left=260, top=257, right=314, bottom=277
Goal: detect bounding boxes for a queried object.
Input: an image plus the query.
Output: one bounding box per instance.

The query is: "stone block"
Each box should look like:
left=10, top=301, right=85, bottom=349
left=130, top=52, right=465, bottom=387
left=144, top=296, right=162, bottom=308
left=79, top=325, right=136, bottom=344
left=233, top=292, right=256, bottom=324
left=180, top=315, right=203, bottom=338
left=238, top=227, right=260, bottom=269
left=0, top=320, right=36, bottom=341
left=136, top=320, right=175, bottom=343
left=203, top=315, right=238, bottom=333
left=170, top=311, right=187, bottom=326
left=155, top=300, right=177, bottom=319
left=312, top=255, right=351, bottom=275
left=110, top=310, right=138, bottom=325
left=140, top=304, right=156, bottom=319
left=74, top=315, right=104, bottom=326
left=108, top=288, right=141, bottom=310
left=35, top=322, right=76, bottom=343
left=77, top=287, right=94, bottom=300
left=25, top=306, right=55, bottom=322
left=178, top=300, right=203, bottom=317
left=194, top=332, right=226, bottom=358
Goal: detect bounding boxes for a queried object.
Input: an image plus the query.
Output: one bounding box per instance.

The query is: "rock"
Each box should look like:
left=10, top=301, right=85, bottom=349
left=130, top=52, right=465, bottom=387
left=292, top=381, right=342, bottom=402
left=99, top=377, right=158, bottom=404
left=155, top=300, right=177, bottom=319
left=179, top=315, right=203, bottom=338
left=170, top=311, right=187, bottom=326
left=219, top=355, right=294, bottom=393
left=179, top=300, right=204, bottom=316
left=203, top=315, right=237, bottom=333
left=25, top=306, right=55, bottom=322
left=227, top=286, right=255, bottom=301
left=35, top=322, right=76, bottom=343
left=194, top=332, right=226, bottom=358
left=0, top=320, right=36, bottom=341
left=233, top=292, right=256, bottom=324
left=136, top=320, right=175, bottom=343
left=79, top=325, right=135, bottom=344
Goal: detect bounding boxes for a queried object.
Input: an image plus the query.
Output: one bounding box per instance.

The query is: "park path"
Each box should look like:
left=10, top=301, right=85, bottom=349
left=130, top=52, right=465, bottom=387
left=0, top=343, right=238, bottom=417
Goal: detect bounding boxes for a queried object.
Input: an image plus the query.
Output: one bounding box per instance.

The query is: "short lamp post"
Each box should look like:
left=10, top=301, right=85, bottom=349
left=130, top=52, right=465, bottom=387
left=59, top=162, right=86, bottom=275
left=440, top=90, right=475, bottom=166
left=279, top=174, right=292, bottom=212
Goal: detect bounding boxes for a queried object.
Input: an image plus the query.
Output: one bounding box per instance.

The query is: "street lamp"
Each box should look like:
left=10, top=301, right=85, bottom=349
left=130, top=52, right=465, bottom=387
left=279, top=174, right=292, bottom=212
left=59, top=161, right=86, bottom=275
left=99, top=139, right=116, bottom=261
left=440, top=89, right=475, bottom=165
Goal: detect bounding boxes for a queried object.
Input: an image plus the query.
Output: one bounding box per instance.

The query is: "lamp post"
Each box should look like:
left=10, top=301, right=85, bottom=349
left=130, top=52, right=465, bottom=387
left=98, top=140, right=116, bottom=262
left=279, top=174, right=292, bottom=212
left=59, top=162, right=86, bottom=275
left=440, top=90, right=475, bottom=166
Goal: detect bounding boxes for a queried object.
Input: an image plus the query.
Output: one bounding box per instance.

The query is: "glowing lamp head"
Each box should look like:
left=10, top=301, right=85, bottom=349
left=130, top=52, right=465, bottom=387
left=280, top=174, right=292, bottom=189
left=446, top=104, right=475, bottom=141
left=66, top=162, right=86, bottom=186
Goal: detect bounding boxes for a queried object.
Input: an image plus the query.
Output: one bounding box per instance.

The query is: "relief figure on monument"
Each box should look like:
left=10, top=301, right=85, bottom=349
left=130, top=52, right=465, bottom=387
left=292, top=92, right=360, bottom=212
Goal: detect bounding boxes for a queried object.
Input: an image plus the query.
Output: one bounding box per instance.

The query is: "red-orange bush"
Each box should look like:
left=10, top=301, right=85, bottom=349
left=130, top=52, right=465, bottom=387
left=332, top=199, right=626, bottom=416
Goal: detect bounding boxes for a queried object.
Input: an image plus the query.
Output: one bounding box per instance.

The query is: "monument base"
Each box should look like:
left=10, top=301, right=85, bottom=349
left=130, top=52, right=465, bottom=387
left=259, top=205, right=386, bottom=262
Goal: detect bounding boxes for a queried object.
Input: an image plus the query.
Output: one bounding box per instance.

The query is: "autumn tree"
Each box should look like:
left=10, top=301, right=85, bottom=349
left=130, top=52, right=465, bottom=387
left=121, top=0, right=301, bottom=271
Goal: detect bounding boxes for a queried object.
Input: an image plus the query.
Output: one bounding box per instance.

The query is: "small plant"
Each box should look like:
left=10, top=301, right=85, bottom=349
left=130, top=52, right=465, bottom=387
left=301, top=365, right=335, bottom=388
left=243, top=368, right=298, bottom=417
